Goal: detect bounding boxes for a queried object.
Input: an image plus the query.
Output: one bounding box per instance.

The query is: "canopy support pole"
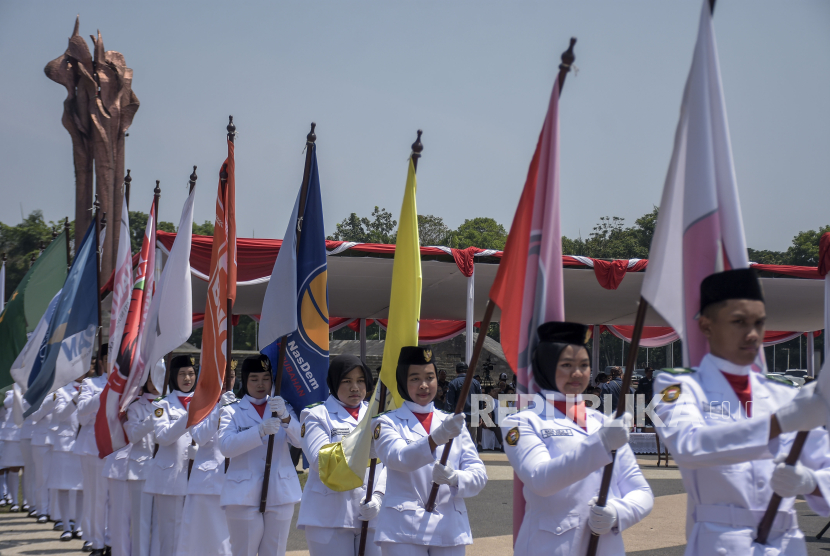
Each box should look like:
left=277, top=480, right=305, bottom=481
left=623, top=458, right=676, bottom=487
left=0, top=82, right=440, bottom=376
left=808, top=332, right=815, bottom=377
left=359, top=318, right=367, bottom=365
left=592, top=325, right=600, bottom=384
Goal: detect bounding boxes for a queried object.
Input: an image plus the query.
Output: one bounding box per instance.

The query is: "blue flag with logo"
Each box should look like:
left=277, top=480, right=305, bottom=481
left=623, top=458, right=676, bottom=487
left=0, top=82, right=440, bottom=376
left=260, top=146, right=329, bottom=410
left=24, top=221, right=99, bottom=415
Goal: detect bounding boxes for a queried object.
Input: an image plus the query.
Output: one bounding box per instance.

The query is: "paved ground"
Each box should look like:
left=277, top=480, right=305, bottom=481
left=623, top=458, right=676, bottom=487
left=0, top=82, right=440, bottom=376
left=4, top=454, right=830, bottom=554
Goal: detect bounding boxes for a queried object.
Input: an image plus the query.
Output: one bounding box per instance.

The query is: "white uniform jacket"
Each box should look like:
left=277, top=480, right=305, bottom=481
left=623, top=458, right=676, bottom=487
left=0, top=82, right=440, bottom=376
left=73, top=374, right=107, bottom=457
left=143, top=391, right=193, bottom=497
left=0, top=392, right=20, bottom=442
left=187, top=402, right=226, bottom=496
left=372, top=402, right=487, bottom=547
left=124, top=393, right=157, bottom=481
left=51, top=385, right=80, bottom=453
left=502, top=396, right=653, bottom=556
left=653, top=354, right=830, bottom=556
left=29, top=393, right=58, bottom=447
left=298, top=395, right=388, bottom=530
left=217, top=395, right=302, bottom=508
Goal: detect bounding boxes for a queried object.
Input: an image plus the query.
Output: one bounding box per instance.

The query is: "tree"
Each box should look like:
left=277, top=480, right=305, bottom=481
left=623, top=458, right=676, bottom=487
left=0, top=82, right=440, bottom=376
left=328, top=207, right=397, bottom=244
left=785, top=226, right=830, bottom=266
left=454, top=217, right=508, bottom=250
left=192, top=220, right=215, bottom=236
left=128, top=211, right=175, bottom=255
left=561, top=207, right=657, bottom=259
left=417, top=215, right=452, bottom=246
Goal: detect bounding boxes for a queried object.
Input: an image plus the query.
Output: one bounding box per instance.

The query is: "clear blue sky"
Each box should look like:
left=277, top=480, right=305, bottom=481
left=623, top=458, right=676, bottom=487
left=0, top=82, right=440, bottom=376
left=1, top=0, right=827, bottom=251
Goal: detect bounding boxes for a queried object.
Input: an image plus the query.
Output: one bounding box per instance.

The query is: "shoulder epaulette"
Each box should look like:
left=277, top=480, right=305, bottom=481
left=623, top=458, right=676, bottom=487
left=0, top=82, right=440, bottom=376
left=375, top=409, right=394, bottom=417
left=765, top=374, right=797, bottom=388
left=305, top=401, right=324, bottom=409
left=438, top=409, right=453, bottom=414
left=153, top=395, right=167, bottom=402
left=222, top=399, right=240, bottom=407
left=660, top=367, right=696, bottom=375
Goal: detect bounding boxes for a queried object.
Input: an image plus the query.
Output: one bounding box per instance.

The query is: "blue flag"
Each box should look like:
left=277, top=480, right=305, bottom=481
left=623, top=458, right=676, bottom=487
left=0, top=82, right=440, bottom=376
left=260, top=146, right=329, bottom=410
left=24, top=221, right=99, bottom=415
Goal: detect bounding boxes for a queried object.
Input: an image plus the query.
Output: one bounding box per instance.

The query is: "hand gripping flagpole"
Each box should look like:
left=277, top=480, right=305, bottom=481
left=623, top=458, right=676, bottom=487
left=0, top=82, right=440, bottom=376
left=424, top=37, right=577, bottom=515
left=356, top=131, right=423, bottom=555
left=259, top=122, right=317, bottom=513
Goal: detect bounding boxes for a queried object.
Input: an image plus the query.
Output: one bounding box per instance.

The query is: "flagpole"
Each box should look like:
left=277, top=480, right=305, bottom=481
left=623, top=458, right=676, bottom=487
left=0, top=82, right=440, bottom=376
left=94, top=195, right=105, bottom=376
left=356, top=130, right=423, bottom=554
left=124, top=170, right=132, bottom=210
left=425, top=38, right=577, bottom=514
left=181, top=165, right=200, bottom=481
left=64, top=217, right=72, bottom=271
left=586, top=297, right=648, bottom=556
left=260, top=122, right=317, bottom=513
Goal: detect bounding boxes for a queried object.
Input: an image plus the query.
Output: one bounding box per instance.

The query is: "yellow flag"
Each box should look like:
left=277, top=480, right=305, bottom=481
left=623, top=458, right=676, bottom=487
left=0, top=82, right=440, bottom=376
left=380, top=159, right=422, bottom=409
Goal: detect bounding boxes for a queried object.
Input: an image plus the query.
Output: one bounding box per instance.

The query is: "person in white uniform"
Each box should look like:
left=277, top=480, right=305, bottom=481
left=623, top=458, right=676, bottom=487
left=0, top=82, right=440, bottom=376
left=501, top=322, right=653, bottom=556
left=29, top=384, right=58, bottom=524
left=20, top=407, right=37, bottom=516
left=298, top=354, right=387, bottom=556
left=0, top=389, right=24, bottom=512
left=104, top=384, right=134, bottom=556
left=49, top=382, right=85, bottom=541
left=175, top=364, right=235, bottom=556
left=144, top=355, right=198, bottom=556
left=125, top=370, right=162, bottom=556
left=652, top=268, right=830, bottom=555
left=372, top=346, right=488, bottom=556
left=75, top=350, right=110, bottom=554
left=218, top=354, right=302, bottom=556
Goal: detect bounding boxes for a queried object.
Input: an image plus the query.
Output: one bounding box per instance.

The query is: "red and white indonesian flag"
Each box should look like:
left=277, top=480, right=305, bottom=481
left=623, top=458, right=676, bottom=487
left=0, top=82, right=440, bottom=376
left=96, top=200, right=157, bottom=456
left=188, top=141, right=237, bottom=427
left=641, top=0, right=749, bottom=368
left=128, top=186, right=197, bottom=411
left=107, top=197, right=132, bottom=376
left=488, top=73, right=565, bottom=541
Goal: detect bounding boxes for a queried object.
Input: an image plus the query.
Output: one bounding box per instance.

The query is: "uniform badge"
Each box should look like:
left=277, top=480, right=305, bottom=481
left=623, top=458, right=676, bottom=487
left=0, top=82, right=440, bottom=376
left=505, top=427, right=520, bottom=446
left=53, top=393, right=57, bottom=401
left=661, top=384, right=682, bottom=403
left=300, top=423, right=306, bottom=438
left=423, top=349, right=432, bottom=363
left=154, top=407, right=164, bottom=418
left=373, top=423, right=381, bottom=440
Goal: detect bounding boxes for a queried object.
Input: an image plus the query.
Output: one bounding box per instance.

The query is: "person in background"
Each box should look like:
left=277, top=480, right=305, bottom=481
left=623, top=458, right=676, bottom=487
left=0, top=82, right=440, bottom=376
left=49, top=380, right=83, bottom=542
left=634, top=368, right=655, bottom=427
left=0, top=388, right=24, bottom=513
left=437, top=369, right=449, bottom=396
left=446, top=362, right=482, bottom=450
left=599, top=368, right=633, bottom=416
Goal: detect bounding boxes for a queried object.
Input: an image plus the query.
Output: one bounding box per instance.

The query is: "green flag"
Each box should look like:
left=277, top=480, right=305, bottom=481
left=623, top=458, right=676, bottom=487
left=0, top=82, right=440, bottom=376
left=0, top=232, right=68, bottom=387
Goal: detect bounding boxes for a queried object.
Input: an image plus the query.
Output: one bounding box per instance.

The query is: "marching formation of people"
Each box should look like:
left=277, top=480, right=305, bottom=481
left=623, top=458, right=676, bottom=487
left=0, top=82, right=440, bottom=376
left=0, top=269, right=828, bottom=555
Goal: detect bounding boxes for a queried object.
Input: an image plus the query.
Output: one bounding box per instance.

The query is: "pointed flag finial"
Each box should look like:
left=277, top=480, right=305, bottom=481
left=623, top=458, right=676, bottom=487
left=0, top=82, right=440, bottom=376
left=189, top=165, right=198, bottom=193
left=411, top=130, right=424, bottom=171
left=227, top=116, right=236, bottom=143
left=154, top=180, right=161, bottom=197
left=558, top=37, right=577, bottom=92
left=93, top=193, right=100, bottom=213
left=101, top=211, right=107, bottom=230
left=307, top=122, right=317, bottom=145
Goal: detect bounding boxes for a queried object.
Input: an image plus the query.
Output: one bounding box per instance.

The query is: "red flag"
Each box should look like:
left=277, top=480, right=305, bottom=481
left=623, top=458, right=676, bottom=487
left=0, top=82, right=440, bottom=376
left=95, top=201, right=156, bottom=457
left=187, top=140, right=236, bottom=427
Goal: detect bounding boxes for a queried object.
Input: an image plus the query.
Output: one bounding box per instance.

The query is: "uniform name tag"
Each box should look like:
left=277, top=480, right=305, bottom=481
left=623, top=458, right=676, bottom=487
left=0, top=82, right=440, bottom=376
left=701, top=401, right=729, bottom=418
left=238, top=426, right=251, bottom=432
left=542, top=428, right=573, bottom=437
left=405, top=439, right=415, bottom=445
left=331, top=428, right=350, bottom=438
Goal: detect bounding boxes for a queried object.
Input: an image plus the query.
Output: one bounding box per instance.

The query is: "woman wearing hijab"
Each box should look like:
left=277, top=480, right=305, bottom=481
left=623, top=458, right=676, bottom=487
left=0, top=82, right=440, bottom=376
left=143, top=355, right=198, bottom=556
left=217, top=354, right=302, bottom=556
left=501, top=322, right=653, bottom=556
left=298, top=355, right=387, bottom=556
left=371, top=347, right=487, bottom=556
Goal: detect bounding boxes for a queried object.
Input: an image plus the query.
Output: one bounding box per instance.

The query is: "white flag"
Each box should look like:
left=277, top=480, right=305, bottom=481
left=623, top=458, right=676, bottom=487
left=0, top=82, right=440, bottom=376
left=107, top=197, right=133, bottom=375
left=132, top=187, right=196, bottom=407
left=10, top=290, right=62, bottom=393
left=641, top=0, right=749, bottom=367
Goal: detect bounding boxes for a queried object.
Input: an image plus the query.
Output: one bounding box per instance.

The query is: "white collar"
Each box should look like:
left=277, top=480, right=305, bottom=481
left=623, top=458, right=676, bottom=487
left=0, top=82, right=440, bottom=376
left=404, top=400, right=434, bottom=413
left=332, top=395, right=361, bottom=410
left=539, top=389, right=584, bottom=403
left=707, top=353, right=751, bottom=376
left=172, top=390, right=193, bottom=398
left=244, top=394, right=267, bottom=406
left=143, top=393, right=156, bottom=401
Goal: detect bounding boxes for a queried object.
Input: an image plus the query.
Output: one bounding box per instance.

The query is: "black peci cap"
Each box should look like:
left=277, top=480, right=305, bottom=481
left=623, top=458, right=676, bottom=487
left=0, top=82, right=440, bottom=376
left=397, top=346, right=434, bottom=366
left=241, top=354, right=271, bottom=375
left=170, top=355, right=195, bottom=371
left=537, top=322, right=591, bottom=346
left=700, top=268, right=764, bottom=314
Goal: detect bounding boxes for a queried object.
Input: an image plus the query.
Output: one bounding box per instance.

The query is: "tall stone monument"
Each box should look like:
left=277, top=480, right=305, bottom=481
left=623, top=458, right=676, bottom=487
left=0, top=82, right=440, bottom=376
left=44, top=17, right=139, bottom=280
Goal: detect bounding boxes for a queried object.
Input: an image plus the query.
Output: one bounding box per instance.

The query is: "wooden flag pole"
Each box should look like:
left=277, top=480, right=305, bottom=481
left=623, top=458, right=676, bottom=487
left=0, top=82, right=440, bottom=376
left=356, top=131, right=423, bottom=554
left=64, top=217, right=72, bottom=271
left=425, top=37, right=576, bottom=514
left=182, top=165, right=200, bottom=481
left=225, top=117, right=237, bottom=395
left=755, top=430, right=808, bottom=544
left=586, top=297, right=648, bottom=556
left=259, top=122, right=317, bottom=513
left=93, top=196, right=104, bottom=376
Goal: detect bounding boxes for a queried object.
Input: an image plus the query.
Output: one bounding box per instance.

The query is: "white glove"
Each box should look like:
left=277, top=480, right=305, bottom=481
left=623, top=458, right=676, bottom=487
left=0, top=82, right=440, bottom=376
left=432, top=461, right=459, bottom=487
left=258, top=418, right=281, bottom=437
left=221, top=391, right=237, bottom=406
left=775, top=382, right=829, bottom=434
left=187, top=444, right=198, bottom=460
left=771, top=455, right=818, bottom=498
left=597, top=412, right=632, bottom=452
left=587, top=496, right=618, bottom=535
left=268, top=396, right=288, bottom=419
left=358, top=492, right=383, bottom=521
left=430, top=413, right=466, bottom=445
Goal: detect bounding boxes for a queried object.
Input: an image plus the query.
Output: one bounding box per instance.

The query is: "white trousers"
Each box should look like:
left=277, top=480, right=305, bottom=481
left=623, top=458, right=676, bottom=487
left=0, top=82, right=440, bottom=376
left=57, top=490, right=83, bottom=532
left=82, top=454, right=108, bottom=549
left=6, top=471, right=19, bottom=505
left=108, top=479, right=131, bottom=556
left=176, top=493, right=232, bottom=556
left=306, top=526, right=381, bottom=556
left=151, top=494, right=184, bottom=556
left=379, top=544, right=465, bottom=556
left=31, top=444, right=51, bottom=516
left=129, top=480, right=153, bottom=556
left=20, top=439, right=34, bottom=506
left=225, top=504, right=293, bottom=556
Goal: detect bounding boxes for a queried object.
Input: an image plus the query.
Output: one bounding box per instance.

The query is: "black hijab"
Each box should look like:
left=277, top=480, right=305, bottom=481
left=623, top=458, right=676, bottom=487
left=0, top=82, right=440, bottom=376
left=532, top=322, right=591, bottom=393
left=395, top=346, right=435, bottom=403
left=326, top=355, right=374, bottom=402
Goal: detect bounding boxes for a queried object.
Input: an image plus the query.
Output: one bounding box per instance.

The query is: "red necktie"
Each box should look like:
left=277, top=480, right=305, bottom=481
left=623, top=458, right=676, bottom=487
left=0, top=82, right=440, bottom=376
left=344, top=406, right=360, bottom=420
left=720, top=372, right=752, bottom=417
left=252, top=402, right=267, bottom=419
left=178, top=396, right=192, bottom=411
left=412, top=412, right=433, bottom=434
left=552, top=400, right=587, bottom=431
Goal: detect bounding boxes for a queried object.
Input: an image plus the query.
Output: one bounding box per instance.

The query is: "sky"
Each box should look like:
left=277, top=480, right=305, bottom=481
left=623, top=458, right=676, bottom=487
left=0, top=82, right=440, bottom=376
left=0, top=1, right=828, bottom=252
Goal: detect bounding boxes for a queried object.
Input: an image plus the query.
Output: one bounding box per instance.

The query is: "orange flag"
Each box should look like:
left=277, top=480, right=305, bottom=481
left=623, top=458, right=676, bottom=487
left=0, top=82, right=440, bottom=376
left=188, top=139, right=237, bottom=426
